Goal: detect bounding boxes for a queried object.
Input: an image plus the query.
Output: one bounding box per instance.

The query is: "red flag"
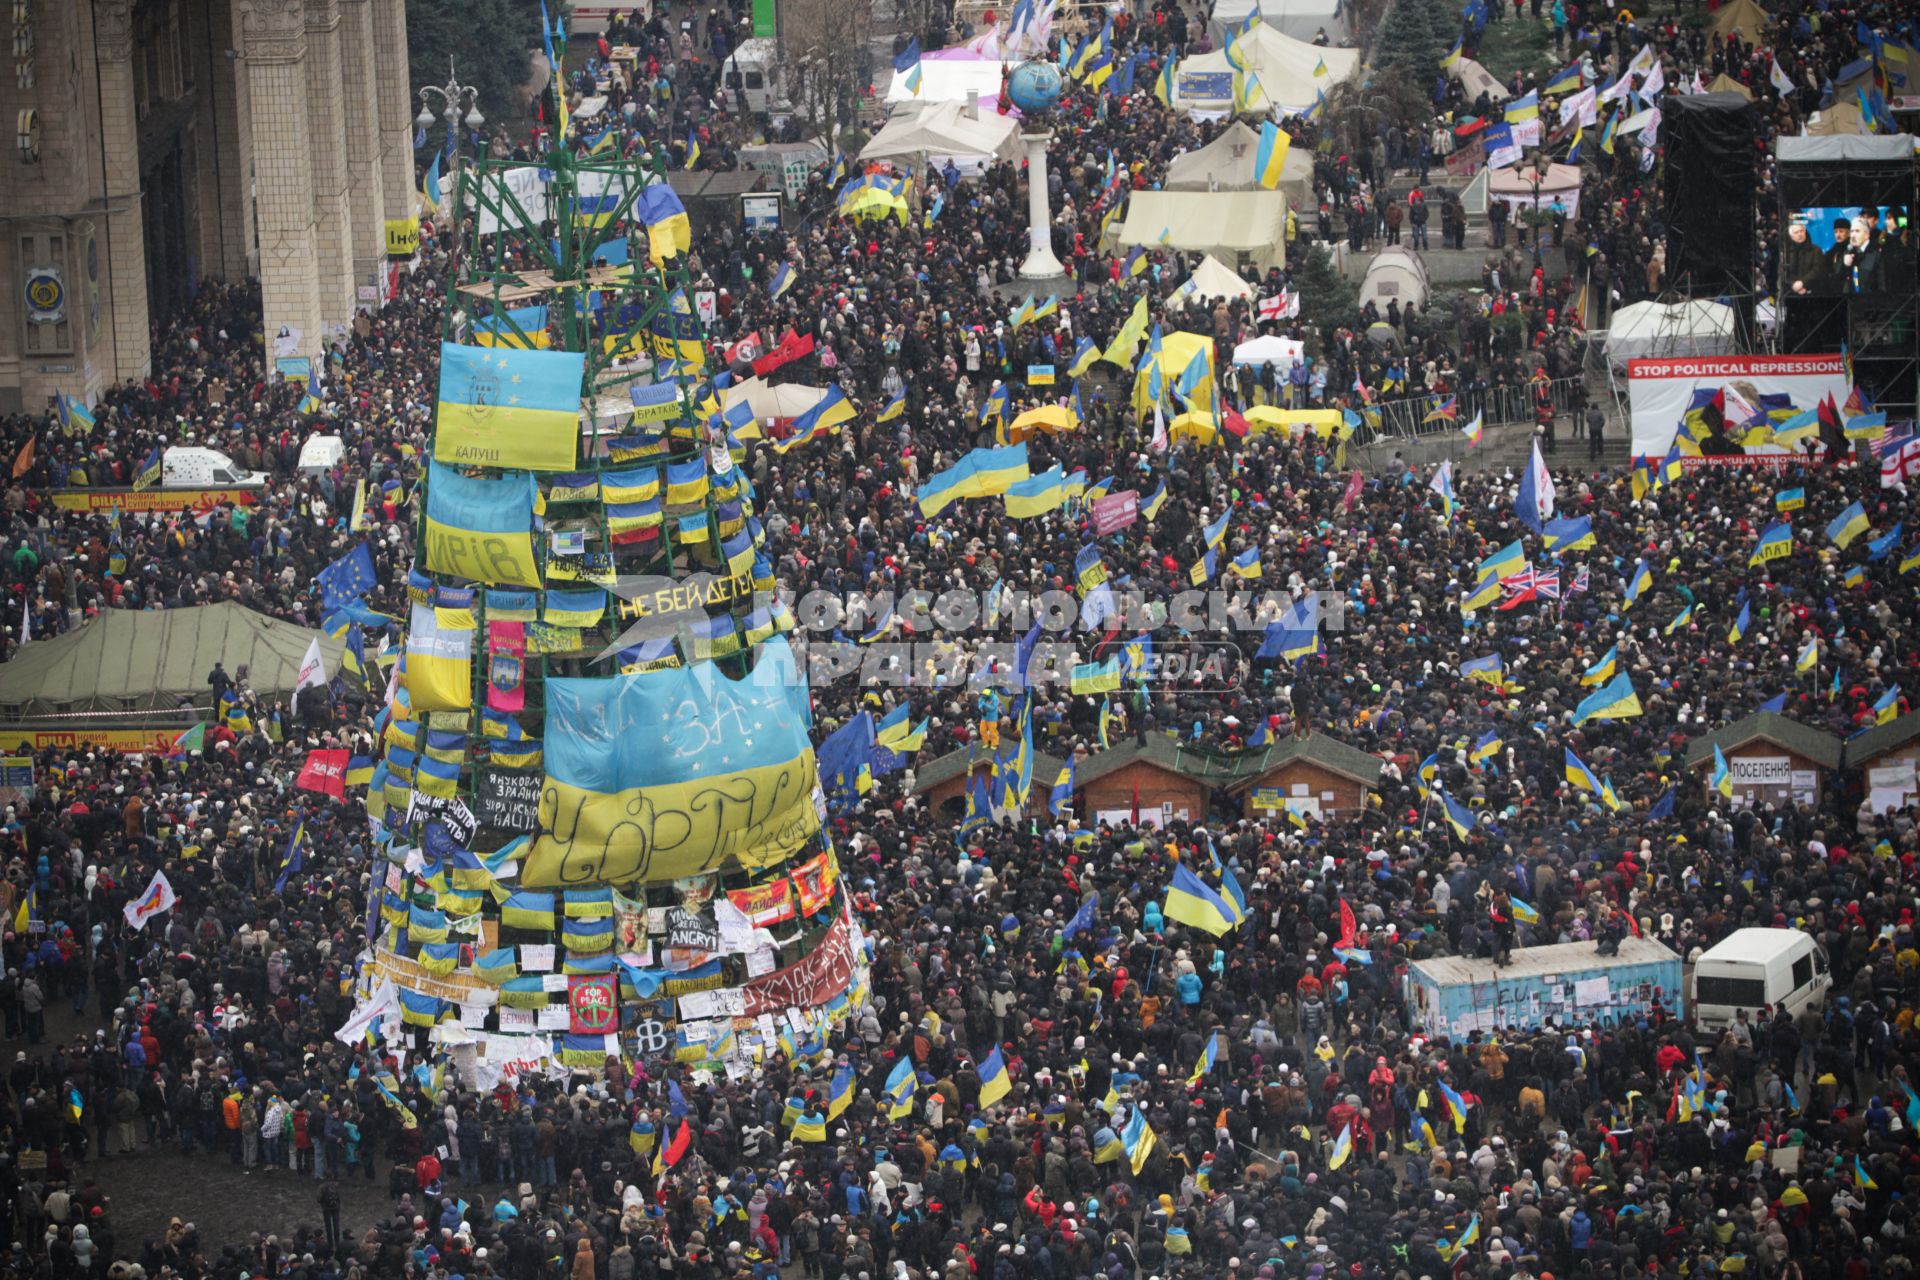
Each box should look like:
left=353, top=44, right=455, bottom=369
left=751, top=330, right=815, bottom=378
left=1341, top=469, right=1364, bottom=512
left=662, top=1118, right=693, bottom=1168
left=295, top=749, right=349, bottom=799
left=1221, top=407, right=1251, bottom=439
left=724, top=330, right=765, bottom=365
left=1337, top=898, right=1357, bottom=948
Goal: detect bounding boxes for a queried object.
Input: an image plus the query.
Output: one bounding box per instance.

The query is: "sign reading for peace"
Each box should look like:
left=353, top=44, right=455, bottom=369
left=568, top=975, right=619, bottom=1034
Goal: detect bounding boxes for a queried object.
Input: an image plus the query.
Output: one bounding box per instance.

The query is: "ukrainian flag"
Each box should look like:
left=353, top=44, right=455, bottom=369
left=472, top=304, right=552, bottom=349
left=1162, top=863, right=1244, bottom=936
left=345, top=755, right=375, bottom=787
left=1189, top=1032, right=1220, bottom=1084
left=1460, top=653, right=1504, bottom=687
left=978, top=1047, right=1012, bottom=1108
left=1728, top=600, right=1751, bottom=644
left=1854, top=1156, right=1878, bottom=1190
left=1142, top=480, right=1168, bottom=521
left=1094, top=1126, right=1124, bottom=1163
left=1873, top=685, right=1902, bottom=724
left=1827, top=501, right=1869, bottom=549
left=1478, top=539, right=1526, bottom=583
left=1572, top=672, right=1642, bottom=727
left=1796, top=635, right=1819, bottom=672
left=1255, top=121, right=1291, bottom=190
left=1438, top=790, right=1475, bottom=840
left=825, top=1065, right=855, bottom=1119
left=1509, top=897, right=1540, bottom=924
left=1122, top=1107, right=1156, bottom=1173
left=1067, top=337, right=1100, bottom=378
left=1542, top=515, right=1595, bottom=554
left=638, top=182, right=693, bottom=264
left=1564, top=747, right=1604, bottom=794
left=1071, top=657, right=1121, bottom=695
left=1048, top=764, right=1075, bottom=817
left=1437, top=1079, right=1470, bottom=1128
left=404, top=603, right=473, bottom=713
left=1580, top=646, right=1618, bottom=687
left=791, top=1112, right=828, bottom=1142
left=1470, top=730, right=1502, bottom=763
left=473, top=948, right=519, bottom=986
left=1504, top=90, right=1539, bottom=122
left=434, top=342, right=585, bottom=472
left=1625, top=559, right=1653, bottom=608
left=1230, top=546, right=1263, bottom=579
left=501, top=890, right=556, bottom=930
left=917, top=444, right=1030, bottom=516
left=1666, top=604, right=1693, bottom=636
left=1750, top=521, right=1793, bottom=565
left=1005, top=465, right=1068, bottom=519
left=1328, top=1121, right=1354, bottom=1170
left=876, top=388, right=906, bottom=423
left=1712, top=743, right=1734, bottom=798
left=424, top=461, right=541, bottom=587
left=1775, top=487, right=1805, bottom=512
left=1438, top=1215, right=1480, bottom=1261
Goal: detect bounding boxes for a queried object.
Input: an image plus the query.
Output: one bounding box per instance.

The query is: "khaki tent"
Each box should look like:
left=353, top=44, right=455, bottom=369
left=1117, top=190, right=1291, bottom=273
left=1164, top=120, right=1316, bottom=210
left=1707, top=73, right=1754, bottom=101
left=721, top=378, right=834, bottom=435
left=1708, top=0, right=1772, bottom=40
left=1803, top=102, right=1869, bottom=135
left=0, top=602, right=346, bottom=718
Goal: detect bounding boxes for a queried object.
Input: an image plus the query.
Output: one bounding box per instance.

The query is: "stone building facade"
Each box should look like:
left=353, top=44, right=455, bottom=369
left=0, top=0, right=417, bottom=412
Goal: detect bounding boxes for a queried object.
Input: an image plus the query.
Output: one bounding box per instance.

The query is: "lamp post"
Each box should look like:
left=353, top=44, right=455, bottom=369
left=416, top=63, right=486, bottom=262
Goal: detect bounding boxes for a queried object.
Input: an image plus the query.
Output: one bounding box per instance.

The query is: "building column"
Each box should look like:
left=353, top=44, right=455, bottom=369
left=91, top=0, right=152, bottom=381
left=301, top=0, right=354, bottom=331
left=371, top=0, right=416, bottom=234
left=239, top=0, right=322, bottom=360
left=190, top=0, right=254, bottom=280
left=337, top=0, right=386, bottom=295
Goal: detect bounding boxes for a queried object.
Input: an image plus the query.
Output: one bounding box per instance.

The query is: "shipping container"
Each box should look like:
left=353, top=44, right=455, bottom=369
left=1405, top=936, right=1684, bottom=1041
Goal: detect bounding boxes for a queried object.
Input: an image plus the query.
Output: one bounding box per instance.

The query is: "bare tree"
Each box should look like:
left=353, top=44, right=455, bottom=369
left=780, top=0, right=877, bottom=150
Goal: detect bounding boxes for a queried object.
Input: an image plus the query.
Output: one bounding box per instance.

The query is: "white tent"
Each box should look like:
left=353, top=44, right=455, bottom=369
left=885, top=60, right=1008, bottom=107
left=1174, top=25, right=1359, bottom=116
left=1358, top=246, right=1430, bottom=312
left=1174, top=255, right=1256, bottom=308
left=1208, top=0, right=1348, bottom=46
left=1486, top=163, right=1584, bottom=217
left=860, top=100, right=1022, bottom=173
left=1232, top=334, right=1306, bottom=372
left=722, top=378, right=832, bottom=428
left=1603, top=299, right=1737, bottom=363
left=1449, top=56, right=1511, bottom=103
left=1117, top=190, right=1291, bottom=273
left=1164, top=120, right=1316, bottom=210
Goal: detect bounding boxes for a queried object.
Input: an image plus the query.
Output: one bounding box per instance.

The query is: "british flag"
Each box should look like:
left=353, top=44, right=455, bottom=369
left=1534, top=570, right=1563, bottom=599
left=1497, top=568, right=1538, bottom=609
left=1569, top=566, right=1590, bottom=595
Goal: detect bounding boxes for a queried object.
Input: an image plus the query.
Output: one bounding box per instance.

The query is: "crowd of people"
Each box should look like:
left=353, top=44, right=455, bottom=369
left=2, top=0, right=1919, bottom=1275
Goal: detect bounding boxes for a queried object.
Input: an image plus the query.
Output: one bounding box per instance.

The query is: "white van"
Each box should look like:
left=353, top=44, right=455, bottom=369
left=161, top=447, right=271, bottom=490
left=1692, top=928, right=1831, bottom=1032
left=722, top=39, right=788, bottom=118
left=297, top=434, right=346, bottom=475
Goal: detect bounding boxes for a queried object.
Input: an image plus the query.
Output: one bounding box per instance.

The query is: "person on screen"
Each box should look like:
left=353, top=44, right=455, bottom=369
left=1819, top=218, right=1852, bottom=293
left=1782, top=216, right=1826, bottom=296
left=1842, top=215, right=1881, bottom=293
left=1879, top=207, right=1911, bottom=290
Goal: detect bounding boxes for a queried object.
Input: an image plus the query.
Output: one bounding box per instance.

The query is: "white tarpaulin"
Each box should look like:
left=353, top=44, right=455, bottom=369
left=1174, top=25, right=1359, bottom=115
left=1605, top=299, right=1738, bottom=365
left=1232, top=334, right=1306, bottom=372
left=886, top=60, right=1009, bottom=107
left=1208, top=0, right=1349, bottom=45
left=1777, top=132, right=1916, bottom=161
left=1623, top=353, right=1848, bottom=457
left=860, top=99, right=1023, bottom=173
left=1486, top=163, right=1584, bottom=218
left=721, top=378, right=833, bottom=426
left=1117, top=190, right=1291, bottom=273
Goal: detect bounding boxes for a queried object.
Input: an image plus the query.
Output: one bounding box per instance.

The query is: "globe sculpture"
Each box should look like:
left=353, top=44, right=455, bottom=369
left=1010, top=59, right=1068, bottom=281
left=1007, top=59, right=1064, bottom=118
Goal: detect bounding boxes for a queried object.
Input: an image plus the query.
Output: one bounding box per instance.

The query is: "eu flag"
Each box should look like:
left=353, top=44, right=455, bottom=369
left=318, top=543, right=377, bottom=611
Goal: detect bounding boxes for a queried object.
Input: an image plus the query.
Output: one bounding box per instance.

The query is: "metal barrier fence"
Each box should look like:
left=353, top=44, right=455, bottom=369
left=1355, top=376, right=1590, bottom=444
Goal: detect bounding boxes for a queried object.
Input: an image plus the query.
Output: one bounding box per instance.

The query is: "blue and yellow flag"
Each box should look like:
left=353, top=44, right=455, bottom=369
left=978, top=1047, right=1012, bottom=1108
left=424, top=461, right=541, bottom=587
left=434, top=342, right=584, bottom=472
left=521, top=637, right=818, bottom=886
left=1572, top=673, right=1642, bottom=727
left=1163, top=863, right=1243, bottom=936
left=1827, top=501, right=1869, bottom=549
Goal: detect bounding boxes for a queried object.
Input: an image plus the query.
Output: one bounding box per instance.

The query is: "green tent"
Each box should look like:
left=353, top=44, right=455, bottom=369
left=0, top=602, right=346, bottom=718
